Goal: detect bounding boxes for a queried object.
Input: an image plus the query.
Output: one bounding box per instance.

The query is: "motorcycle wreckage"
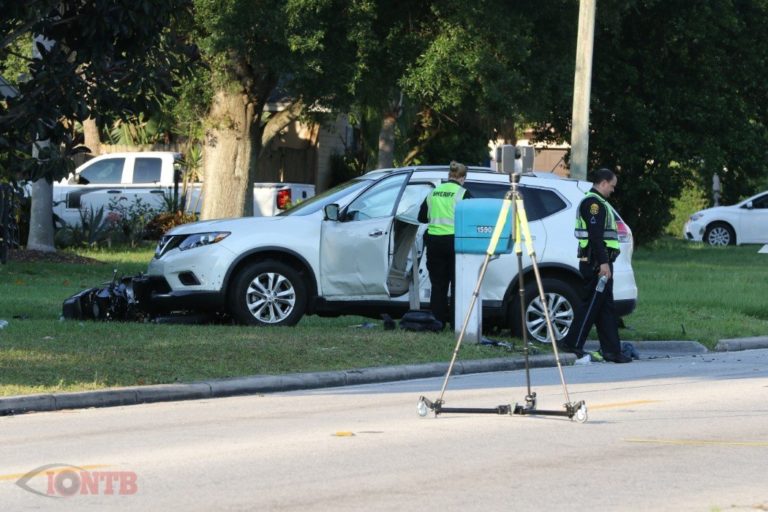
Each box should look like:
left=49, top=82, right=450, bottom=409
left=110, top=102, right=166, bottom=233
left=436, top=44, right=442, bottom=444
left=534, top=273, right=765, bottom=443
left=61, top=270, right=218, bottom=324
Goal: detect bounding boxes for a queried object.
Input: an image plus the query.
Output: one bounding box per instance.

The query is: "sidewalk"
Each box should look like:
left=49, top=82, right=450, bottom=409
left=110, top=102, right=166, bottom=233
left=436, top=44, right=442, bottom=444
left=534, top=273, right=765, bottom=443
left=2, top=337, right=767, bottom=416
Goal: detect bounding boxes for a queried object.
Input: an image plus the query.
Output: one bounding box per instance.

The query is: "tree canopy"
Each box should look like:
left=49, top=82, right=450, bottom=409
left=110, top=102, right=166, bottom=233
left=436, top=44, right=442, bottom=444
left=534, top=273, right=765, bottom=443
left=338, top=0, right=532, bottom=168
left=2, top=0, right=767, bottom=244
left=0, top=0, right=196, bottom=182
left=192, top=0, right=372, bottom=218
left=532, top=0, right=768, bottom=243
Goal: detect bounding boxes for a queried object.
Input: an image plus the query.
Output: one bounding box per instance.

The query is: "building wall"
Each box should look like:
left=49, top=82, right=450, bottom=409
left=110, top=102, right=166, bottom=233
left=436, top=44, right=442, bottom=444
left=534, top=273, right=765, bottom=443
left=533, top=147, right=568, bottom=176
left=250, top=114, right=352, bottom=190
left=518, top=129, right=570, bottom=177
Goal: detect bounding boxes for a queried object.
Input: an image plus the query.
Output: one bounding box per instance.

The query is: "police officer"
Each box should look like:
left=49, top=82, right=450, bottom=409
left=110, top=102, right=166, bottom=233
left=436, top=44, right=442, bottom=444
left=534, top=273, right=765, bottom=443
left=562, top=168, right=631, bottom=363
left=418, top=161, right=472, bottom=328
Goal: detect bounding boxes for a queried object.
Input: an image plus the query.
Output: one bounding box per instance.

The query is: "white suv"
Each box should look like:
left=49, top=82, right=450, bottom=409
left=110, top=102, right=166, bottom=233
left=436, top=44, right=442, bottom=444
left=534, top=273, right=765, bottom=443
left=144, top=166, right=637, bottom=342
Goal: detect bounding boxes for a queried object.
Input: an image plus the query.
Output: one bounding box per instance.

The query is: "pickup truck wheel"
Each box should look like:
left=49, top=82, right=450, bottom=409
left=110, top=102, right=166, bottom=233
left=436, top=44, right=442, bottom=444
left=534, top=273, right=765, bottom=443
left=511, top=278, right=581, bottom=343
left=229, top=261, right=307, bottom=326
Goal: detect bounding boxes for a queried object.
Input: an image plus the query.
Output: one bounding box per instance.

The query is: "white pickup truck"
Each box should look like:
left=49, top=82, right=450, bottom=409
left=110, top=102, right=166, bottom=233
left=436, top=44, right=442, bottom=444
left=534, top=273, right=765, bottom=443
left=53, top=152, right=315, bottom=227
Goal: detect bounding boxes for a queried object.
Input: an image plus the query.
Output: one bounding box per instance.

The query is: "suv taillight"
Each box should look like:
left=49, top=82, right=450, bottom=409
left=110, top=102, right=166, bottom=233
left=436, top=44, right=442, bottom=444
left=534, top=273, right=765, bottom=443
left=276, top=189, right=291, bottom=210
left=616, top=220, right=632, bottom=244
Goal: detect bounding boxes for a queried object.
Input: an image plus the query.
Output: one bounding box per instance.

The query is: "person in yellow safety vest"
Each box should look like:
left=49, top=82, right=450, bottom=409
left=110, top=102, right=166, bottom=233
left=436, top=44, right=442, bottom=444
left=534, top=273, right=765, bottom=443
left=417, top=161, right=472, bottom=329
left=561, top=168, right=631, bottom=363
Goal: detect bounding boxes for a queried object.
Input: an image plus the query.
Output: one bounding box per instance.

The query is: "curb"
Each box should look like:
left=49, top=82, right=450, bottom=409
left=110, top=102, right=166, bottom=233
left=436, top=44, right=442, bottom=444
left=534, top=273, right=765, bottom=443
left=714, top=336, right=768, bottom=352
left=583, top=339, right=709, bottom=354
left=0, top=353, right=573, bottom=416
left=0, top=338, right=756, bottom=417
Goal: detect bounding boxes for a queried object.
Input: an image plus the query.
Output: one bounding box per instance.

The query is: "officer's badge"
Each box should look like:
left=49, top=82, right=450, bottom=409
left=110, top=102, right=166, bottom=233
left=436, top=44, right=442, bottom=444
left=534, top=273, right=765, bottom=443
left=589, top=203, right=600, bottom=215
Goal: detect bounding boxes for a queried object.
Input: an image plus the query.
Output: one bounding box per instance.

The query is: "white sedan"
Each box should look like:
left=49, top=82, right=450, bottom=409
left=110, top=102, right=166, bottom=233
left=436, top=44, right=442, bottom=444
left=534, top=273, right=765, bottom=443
left=684, top=190, right=768, bottom=245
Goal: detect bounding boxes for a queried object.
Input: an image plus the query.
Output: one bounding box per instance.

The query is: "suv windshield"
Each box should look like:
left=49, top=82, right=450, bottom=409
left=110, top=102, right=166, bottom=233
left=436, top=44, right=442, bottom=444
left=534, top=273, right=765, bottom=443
left=280, top=179, right=372, bottom=216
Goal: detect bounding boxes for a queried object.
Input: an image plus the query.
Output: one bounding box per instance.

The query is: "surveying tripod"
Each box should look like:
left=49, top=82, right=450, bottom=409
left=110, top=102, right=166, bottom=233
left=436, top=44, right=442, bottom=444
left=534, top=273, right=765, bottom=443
left=417, top=172, right=588, bottom=423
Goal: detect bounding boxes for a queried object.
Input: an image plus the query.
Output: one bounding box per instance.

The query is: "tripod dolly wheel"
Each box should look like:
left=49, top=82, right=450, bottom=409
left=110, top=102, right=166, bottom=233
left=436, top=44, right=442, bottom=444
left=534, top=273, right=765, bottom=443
left=574, top=403, right=588, bottom=423
left=417, top=398, right=430, bottom=417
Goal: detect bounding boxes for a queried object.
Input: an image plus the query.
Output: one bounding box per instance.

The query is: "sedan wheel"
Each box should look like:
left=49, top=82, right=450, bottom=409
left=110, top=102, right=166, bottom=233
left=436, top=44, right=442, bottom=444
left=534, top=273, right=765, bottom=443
left=229, top=261, right=307, bottom=326
left=705, top=223, right=735, bottom=246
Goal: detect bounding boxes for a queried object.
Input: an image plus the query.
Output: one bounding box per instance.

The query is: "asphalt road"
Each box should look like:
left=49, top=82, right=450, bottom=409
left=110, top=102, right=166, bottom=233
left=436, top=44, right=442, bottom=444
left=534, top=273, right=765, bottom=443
left=2, top=348, right=767, bottom=511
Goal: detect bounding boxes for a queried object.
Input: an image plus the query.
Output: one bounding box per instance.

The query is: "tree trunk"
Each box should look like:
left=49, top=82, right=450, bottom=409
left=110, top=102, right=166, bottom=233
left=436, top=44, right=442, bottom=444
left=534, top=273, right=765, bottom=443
left=377, top=112, right=397, bottom=169
left=200, top=89, right=257, bottom=220
left=259, top=99, right=304, bottom=157
left=26, top=178, right=55, bottom=252
left=25, top=34, right=56, bottom=252
left=83, top=117, right=101, bottom=155
left=377, top=94, right=403, bottom=169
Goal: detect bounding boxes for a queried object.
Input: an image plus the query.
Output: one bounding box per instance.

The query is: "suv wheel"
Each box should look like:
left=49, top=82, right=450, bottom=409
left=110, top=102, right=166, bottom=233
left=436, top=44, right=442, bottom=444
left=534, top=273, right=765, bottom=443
left=229, top=260, right=307, bottom=326
left=512, top=278, right=581, bottom=343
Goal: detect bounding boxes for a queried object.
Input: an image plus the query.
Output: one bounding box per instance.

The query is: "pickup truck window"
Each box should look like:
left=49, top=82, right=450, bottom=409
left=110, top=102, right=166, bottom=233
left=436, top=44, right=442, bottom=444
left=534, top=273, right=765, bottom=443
left=133, top=158, right=163, bottom=184
left=79, top=158, right=125, bottom=184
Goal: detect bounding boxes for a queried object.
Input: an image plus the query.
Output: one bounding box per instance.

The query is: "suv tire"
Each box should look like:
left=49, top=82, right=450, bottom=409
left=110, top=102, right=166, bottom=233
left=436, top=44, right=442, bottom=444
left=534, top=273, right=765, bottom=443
left=229, top=260, right=307, bottom=326
left=511, top=277, right=582, bottom=343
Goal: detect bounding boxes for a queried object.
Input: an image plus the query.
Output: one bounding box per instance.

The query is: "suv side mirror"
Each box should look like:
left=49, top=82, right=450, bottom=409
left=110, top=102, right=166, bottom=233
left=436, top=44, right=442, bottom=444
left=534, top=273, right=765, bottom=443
left=324, top=203, right=340, bottom=221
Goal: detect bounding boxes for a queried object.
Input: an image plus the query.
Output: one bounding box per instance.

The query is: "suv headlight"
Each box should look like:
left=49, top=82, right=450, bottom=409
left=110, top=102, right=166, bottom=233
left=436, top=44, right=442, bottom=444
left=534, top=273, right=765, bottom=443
left=178, top=232, right=230, bottom=251
left=689, top=212, right=704, bottom=222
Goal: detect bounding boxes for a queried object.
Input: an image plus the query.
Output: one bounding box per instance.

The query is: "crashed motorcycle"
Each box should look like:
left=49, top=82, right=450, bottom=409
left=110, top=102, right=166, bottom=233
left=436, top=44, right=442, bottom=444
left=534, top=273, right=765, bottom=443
left=62, top=271, right=219, bottom=324
left=62, top=270, right=150, bottom=321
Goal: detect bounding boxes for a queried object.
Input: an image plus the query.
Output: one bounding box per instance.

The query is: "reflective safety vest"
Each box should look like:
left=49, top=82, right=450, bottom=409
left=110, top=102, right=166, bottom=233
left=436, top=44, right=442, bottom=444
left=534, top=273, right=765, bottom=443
left=574, top=191, right=620, bottom=250
left=426, top=181, right=466, bottom=236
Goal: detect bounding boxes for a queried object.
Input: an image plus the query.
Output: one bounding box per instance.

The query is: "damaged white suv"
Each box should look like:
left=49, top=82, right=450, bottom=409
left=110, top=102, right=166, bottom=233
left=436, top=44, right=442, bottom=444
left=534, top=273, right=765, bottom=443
left=145, top=166, right=637, bottom=342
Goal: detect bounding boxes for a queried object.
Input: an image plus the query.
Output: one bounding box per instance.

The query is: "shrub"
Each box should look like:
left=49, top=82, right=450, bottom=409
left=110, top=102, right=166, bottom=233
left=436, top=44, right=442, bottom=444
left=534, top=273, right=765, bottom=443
left=55, top=206, right=112, bottom=248
left=665, top=182, right=709, bottom=238
left=328, top=152, right=364, bottom=188
left=107, top=197, right=159, bottom=247
left=145, top=211, right=198, bottom=240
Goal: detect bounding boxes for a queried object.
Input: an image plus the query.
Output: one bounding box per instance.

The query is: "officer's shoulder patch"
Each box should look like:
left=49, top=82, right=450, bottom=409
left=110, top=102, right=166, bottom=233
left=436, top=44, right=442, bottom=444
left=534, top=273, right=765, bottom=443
left=589, top=202, right=600, bottom=215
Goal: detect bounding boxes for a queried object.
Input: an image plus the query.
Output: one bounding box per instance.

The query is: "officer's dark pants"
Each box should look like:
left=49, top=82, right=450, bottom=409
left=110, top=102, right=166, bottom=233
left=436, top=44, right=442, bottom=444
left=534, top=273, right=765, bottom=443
left=567, top=262, right=621, bottom=355
left=424, top=233, right=455, bottom=327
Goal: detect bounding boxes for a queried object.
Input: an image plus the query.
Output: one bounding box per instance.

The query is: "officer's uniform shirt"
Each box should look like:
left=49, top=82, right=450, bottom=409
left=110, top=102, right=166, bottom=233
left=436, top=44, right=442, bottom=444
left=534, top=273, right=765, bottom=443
left=417, top=179, right=472, bottom=226
left=580, top=188, right=610, bottom=266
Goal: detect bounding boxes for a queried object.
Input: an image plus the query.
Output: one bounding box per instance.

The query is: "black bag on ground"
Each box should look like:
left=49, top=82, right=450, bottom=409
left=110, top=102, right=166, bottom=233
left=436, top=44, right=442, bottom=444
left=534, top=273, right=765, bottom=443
left=621, top=341, right=641, bottom=360
left=399, top=310, right=443, bottom=332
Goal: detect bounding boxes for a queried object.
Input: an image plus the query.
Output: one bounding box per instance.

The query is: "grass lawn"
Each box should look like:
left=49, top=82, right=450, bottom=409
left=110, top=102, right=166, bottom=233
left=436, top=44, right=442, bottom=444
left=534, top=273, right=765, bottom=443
left=0, top=239, right=766, bottom=396
left=628, top=239, right=768, bottom=342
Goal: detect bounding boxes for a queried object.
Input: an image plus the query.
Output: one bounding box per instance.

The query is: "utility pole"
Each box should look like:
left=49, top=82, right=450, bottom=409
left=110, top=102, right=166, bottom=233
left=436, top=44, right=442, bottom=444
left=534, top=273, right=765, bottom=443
left=570, top=0, right=596, bottom=180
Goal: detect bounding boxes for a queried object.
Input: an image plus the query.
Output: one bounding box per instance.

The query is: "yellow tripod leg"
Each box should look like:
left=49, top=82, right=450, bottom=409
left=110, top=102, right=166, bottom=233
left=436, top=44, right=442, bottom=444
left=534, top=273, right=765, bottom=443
left=435, top=198, right=512, bottom=405
left=515, top=198, right=571, bottom=403
left=486, top=198, right=512, bottom=255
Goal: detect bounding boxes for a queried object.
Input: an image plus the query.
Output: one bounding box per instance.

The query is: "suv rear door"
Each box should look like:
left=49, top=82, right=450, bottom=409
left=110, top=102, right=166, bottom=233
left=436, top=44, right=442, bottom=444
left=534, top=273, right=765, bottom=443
left=462, top=180, right=552, bottom=262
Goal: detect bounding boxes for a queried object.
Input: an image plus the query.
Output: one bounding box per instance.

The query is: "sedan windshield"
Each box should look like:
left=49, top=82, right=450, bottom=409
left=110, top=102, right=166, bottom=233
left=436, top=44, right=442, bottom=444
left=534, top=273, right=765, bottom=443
left=280, top=178, right=372, bottom=216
